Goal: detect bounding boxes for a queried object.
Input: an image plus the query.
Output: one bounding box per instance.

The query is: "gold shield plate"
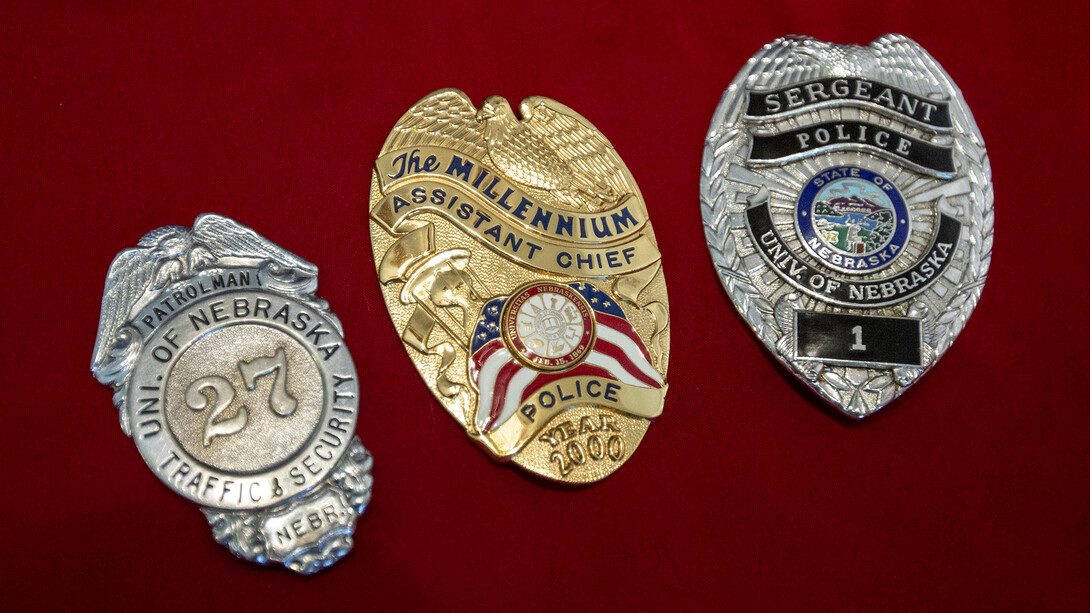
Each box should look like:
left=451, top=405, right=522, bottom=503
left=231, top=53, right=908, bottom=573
left=368, top=89, right=669, bottom=483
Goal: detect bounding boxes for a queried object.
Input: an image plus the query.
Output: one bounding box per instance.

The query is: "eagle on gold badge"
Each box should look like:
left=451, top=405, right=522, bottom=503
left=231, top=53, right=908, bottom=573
left=476, top=96, right=628, bottom=212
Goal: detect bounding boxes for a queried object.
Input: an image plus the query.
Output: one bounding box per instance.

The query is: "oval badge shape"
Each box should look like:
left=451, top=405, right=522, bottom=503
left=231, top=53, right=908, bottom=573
left=369, top=89, right=669, bottom=482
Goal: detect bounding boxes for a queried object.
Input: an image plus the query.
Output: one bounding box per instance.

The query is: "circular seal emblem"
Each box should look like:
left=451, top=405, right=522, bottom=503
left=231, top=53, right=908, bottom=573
left=127, top=289, right=358, bottom=511
left=501, top=281, right=595, bottom=371
left=796, top=166, right=910, bottom=275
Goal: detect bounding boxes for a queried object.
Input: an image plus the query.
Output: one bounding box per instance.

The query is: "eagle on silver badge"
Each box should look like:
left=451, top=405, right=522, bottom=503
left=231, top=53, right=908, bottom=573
left=92, top=214, right=326, bottom=433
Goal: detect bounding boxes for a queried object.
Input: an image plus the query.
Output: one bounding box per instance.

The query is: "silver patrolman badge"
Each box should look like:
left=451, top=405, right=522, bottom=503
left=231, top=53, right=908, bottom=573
left=701, top=35, right=993, bottom=417
left=92, top=214, right=372, bottom=573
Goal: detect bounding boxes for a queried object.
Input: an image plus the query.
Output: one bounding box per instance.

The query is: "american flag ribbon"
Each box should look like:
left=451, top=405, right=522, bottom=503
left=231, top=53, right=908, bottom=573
left=469, top=282, right=662, bottom=433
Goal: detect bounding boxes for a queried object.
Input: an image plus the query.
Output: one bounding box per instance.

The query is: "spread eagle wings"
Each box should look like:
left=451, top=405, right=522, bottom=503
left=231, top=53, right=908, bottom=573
left=91, top=214, right=316, bottom=378
left=715, top=34, right=989, bottom=198
left=91, top=239, right=169, bottom=381
left=385, top=88, right=488, bottom=159
left=189, top=213, right=316, bottom=274
left=516, top=96, right=631, bottom=210
left=715, top=34, right=972, bottom=135
left=710, top=36, right=836, bottom=137
left=868, top=34, right=988, bottom=146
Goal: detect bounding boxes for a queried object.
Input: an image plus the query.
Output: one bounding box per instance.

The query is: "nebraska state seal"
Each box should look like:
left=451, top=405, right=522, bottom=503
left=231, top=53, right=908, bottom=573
left=701, top=35, right=993, bottom=417
left=92, top=214, right=372, bottom=573
left=369, top=90, right=669, bottom=483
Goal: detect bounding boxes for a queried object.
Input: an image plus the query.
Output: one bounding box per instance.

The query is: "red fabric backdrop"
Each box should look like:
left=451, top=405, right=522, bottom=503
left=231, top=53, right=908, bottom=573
left=2, top=1, right=1087, bottom=610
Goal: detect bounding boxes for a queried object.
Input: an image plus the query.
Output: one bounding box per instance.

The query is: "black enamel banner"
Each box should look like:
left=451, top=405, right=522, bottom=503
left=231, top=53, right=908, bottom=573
left=748, top=121, right=955, bottom=176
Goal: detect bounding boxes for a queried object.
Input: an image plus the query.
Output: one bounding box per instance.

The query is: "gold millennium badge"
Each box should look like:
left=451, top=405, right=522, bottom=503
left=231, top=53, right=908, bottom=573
left=369, top=89, right=669, bottom=483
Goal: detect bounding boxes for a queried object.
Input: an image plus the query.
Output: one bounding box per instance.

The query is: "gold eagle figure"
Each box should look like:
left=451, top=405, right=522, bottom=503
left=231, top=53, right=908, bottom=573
left=475, top=96, right=630, bottom=212
left=380, top=90, right=633, bottom=213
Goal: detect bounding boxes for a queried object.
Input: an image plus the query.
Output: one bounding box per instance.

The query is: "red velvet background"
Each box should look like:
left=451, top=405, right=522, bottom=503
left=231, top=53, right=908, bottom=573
left=3, top=1, right=1087, bottom=610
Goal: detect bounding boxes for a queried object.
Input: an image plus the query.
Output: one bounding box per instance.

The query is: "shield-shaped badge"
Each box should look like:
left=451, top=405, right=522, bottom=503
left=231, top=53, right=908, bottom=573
left=92, top=214, right=372, bottom=573
left=701, top=35, right=993, bottom=417
left=369, top=90, right=669, bottom=483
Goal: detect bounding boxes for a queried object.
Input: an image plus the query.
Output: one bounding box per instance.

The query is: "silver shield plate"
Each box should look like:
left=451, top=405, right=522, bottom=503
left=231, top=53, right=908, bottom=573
left=701, top=34, right=993, bottom=417
left=92, top=214, right=372, bottom=573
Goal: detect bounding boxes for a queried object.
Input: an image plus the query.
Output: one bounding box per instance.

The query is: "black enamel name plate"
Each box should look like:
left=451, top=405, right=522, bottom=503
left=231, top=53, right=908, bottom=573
left=794, top=311, right=922, bottom=368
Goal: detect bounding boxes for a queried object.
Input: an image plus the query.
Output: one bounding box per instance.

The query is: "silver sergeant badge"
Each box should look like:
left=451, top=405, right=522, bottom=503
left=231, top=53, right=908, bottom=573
left=92, top=214, right=372, bottom=573
left=701, top=35, right=993, bottom=417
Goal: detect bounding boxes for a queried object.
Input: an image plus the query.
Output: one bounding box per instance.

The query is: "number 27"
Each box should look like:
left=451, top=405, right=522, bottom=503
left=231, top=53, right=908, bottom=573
left=185, top=347, right=297, bottom=447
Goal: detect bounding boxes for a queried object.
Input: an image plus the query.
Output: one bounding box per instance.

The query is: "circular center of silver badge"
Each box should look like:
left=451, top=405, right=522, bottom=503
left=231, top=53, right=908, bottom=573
left=812, top=179, right=896, bottom=256
left=796, top=166, right=911, bottom=275
left=165, top=323, right=325, bottom=473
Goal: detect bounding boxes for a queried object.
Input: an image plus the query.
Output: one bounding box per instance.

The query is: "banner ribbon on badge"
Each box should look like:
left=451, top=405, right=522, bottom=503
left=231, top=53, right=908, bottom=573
left=748, top=120, right=955, bottom=178
left=372, top=177, right=660, bottom=277
left=744, top=77, right=953, bottom=130
left=374, top=147, right=650, bottom=243
left=485, top=375, right=664, bottom=457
